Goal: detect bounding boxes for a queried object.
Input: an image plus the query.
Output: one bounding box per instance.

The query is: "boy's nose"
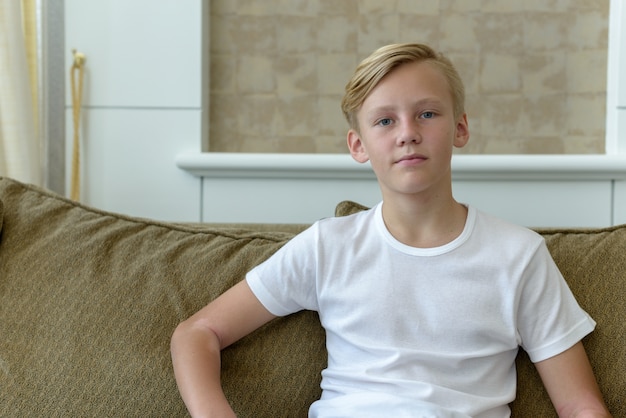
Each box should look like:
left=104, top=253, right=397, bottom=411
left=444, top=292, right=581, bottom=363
left=397, top=121, right=422, bottom=145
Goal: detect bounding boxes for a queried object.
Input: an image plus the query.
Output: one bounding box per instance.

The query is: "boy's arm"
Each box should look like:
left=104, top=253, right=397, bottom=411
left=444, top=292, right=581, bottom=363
left=171, top=280, right=277, bottom=418
left=534, top=341, right=612, bottom=418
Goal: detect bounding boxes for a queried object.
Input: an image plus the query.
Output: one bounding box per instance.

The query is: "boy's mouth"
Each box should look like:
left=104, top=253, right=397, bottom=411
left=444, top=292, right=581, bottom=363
left=396, top=154, right=427, bottom=165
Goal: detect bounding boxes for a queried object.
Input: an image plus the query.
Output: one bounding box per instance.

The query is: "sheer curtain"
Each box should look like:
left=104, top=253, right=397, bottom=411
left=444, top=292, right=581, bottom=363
left=0, top=0, right=42, bottom=185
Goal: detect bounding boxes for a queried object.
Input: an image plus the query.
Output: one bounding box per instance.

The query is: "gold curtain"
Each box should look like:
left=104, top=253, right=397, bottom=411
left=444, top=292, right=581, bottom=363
left=22, top=0, right=38, bottom=140
left=0, top=0, right=41, bottom=185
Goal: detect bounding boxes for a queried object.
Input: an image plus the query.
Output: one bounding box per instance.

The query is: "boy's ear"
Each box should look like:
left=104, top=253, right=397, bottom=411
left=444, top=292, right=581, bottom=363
left=347, top=129, right=370, bottom=163
left=453, top=113, right=470, bottom=148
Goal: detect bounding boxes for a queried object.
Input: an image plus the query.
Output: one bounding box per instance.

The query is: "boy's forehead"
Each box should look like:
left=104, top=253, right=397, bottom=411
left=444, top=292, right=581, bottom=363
left=362, top=61, right=453, bottom=108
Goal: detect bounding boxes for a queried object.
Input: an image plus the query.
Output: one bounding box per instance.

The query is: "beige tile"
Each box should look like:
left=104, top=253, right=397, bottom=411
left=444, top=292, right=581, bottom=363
left=481, top=136, right=526, bottom=154
left=319, top=0, right=358, bottom=17
left=237, top=94, right=277, bottom=137
left=275, top=54, right=318, bottom=94
left=521, top=52, right=567, bottom=94
left=449, top=53, right=480, bottom=96
left=464, top=93, right=482, bottom=138
left=397, top=0, right=440, bottom=15
left=237, top=0, right=276, bottom=16
left=210, top=54, right=237, bottom=93
left=439, top=14, right=479, bottom=52
left=318, top=53, right=358, bottom=95
left=209, top=93, right=239, bottom=132
left=522, top=137, right=566, bottom=154
left=318, top=95, right=346, bottom=137
left=210, top=0, right=237, bottom=16
left=275, top=95, right=319, bottom=136
left=522, top=94, right=567, bottom=136
left=475, top=13, right=523, bottom=54
left=480, top=94, right=526, bottom=136
left=463, top=135, right=488, bottom=154
left=239, top=135, right=280, bottom=153
left=562, top=135, right=605, bottom=154
left=237, top=55, right=275, bottom=93
left=523, top=12, right=568, bottom=51
left=566, top=50, right=608, bottom=93
left=566, top=93, right=606, bottom=137
left=567, top=9, right=609, bottom=50
left=481, top=0, right=524, bottom=13
left=273, top=136, right=318, bottom=153
left=315, top=135, right=350, bottom=153
left=210, top=15, right=237, bottom=54
left=569, top=0, right=609, bottom=11
left=231, top=16, right=277, bottom=53
left=396, top=14, right=440, bottom=47
left=277, top=16, right=317, bottom=53
left=208, top=127, right=243, bottom=152
left=521, top=0, right=569, bottom=12
left=275, top=0, right=319, bottom=16
left=440, top=0, right=482, bottom=13
left=357, top=13, right=400, bottom=54
left=480, top=54, right=521, bottom=93
left=360, top=0, right=399, bottom=14
left=316, top=15, right=358, bottom=53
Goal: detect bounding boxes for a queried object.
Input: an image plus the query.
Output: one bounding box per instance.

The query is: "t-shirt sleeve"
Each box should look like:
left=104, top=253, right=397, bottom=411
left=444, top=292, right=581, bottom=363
left=516, top=240, right=596, bottom=363
left=246, top=223, right=320, bottom=316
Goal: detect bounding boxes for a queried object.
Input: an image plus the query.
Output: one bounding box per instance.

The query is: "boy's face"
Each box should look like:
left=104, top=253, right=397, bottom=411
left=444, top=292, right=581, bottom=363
left=347, top=60, right=469, bottom=199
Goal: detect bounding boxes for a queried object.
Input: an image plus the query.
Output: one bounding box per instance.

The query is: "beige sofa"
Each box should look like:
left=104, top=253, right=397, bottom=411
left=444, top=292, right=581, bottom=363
left=0, top=176, right=623, bottom=417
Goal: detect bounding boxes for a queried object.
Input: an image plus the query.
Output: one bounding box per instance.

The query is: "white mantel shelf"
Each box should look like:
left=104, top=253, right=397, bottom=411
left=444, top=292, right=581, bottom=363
left=176, top=153, right=626, bottom=181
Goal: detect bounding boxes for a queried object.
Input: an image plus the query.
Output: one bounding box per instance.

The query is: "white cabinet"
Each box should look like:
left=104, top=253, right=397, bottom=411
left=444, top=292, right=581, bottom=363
left=615, top=181, right=626, bottom=225
left=452, top=181, right=612, bottom=228
left=202, top=177, right=382, bottom=224
left=177, top=153, right=626, bottom=227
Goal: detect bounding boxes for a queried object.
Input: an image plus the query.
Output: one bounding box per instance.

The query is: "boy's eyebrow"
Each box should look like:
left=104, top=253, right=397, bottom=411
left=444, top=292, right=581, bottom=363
left=364, top=98, right=445, bottom=117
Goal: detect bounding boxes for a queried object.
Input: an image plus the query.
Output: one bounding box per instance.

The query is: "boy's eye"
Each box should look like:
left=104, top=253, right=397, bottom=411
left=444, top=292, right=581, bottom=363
left=377, top=118, right=392, bottom=126
left=421, top=111, right=435, bottom=119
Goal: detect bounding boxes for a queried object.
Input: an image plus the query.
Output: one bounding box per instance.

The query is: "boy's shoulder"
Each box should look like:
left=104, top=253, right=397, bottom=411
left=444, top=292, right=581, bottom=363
left=471, top=207, right=546, bottom=250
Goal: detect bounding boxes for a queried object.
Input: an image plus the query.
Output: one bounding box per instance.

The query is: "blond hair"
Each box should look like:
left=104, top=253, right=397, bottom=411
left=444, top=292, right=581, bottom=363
left=341, top=43, right=465, bottom=131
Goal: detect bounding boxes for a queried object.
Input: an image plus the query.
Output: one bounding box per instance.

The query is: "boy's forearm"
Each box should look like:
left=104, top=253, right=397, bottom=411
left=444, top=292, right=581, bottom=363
left=171, top=322, right=236, bottom=418
left=535, top=342, right=611, bottom=418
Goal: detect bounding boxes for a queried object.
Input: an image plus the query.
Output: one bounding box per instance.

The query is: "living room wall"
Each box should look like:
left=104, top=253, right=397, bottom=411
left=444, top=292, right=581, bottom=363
left=208, top=0, right=610, bottom=155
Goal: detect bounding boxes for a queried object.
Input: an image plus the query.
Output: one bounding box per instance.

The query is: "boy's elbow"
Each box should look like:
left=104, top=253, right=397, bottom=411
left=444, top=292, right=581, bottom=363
left=171, top=317, right=223, bottom=356
left=170, top=320, right=189, bottom=360
left=170, top=320, right=189, bottom=353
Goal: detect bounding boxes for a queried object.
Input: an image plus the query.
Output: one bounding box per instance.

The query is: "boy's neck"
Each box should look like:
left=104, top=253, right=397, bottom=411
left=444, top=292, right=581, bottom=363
left=381, top=194, right=468, bottom=249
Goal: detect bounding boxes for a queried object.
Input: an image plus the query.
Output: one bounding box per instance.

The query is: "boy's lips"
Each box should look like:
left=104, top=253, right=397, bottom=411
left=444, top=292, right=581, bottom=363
left=395, top=154, right=427, bottom=164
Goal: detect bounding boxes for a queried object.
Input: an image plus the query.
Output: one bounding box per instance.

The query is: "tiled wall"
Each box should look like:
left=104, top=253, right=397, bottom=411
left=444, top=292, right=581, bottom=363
left=208, top=0, right=609, bottom=154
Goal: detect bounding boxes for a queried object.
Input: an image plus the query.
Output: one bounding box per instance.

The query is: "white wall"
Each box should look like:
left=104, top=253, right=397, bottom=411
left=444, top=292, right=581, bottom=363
left=64, top=0, right=203, bottom=221
left=607, top=0, right=626, bottom=153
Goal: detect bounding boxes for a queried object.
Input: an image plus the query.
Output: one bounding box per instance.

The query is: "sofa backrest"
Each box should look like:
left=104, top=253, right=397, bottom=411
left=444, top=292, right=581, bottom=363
left=0, top=178, right=623, bottom=417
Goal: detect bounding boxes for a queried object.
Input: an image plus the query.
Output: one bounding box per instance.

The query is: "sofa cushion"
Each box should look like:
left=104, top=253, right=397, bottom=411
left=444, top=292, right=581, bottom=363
left=335, top=200, right=625, bottom=417
left=0, top=177, right=325, bottom=417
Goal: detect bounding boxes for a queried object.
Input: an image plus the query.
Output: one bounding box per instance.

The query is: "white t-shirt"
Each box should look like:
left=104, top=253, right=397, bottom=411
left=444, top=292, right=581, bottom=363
left=246, top=203, right=595, bottom=418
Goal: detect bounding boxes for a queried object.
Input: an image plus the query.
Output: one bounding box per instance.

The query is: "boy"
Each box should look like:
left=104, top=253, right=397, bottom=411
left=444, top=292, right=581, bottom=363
left=171, top=43, right=611, bottom=417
